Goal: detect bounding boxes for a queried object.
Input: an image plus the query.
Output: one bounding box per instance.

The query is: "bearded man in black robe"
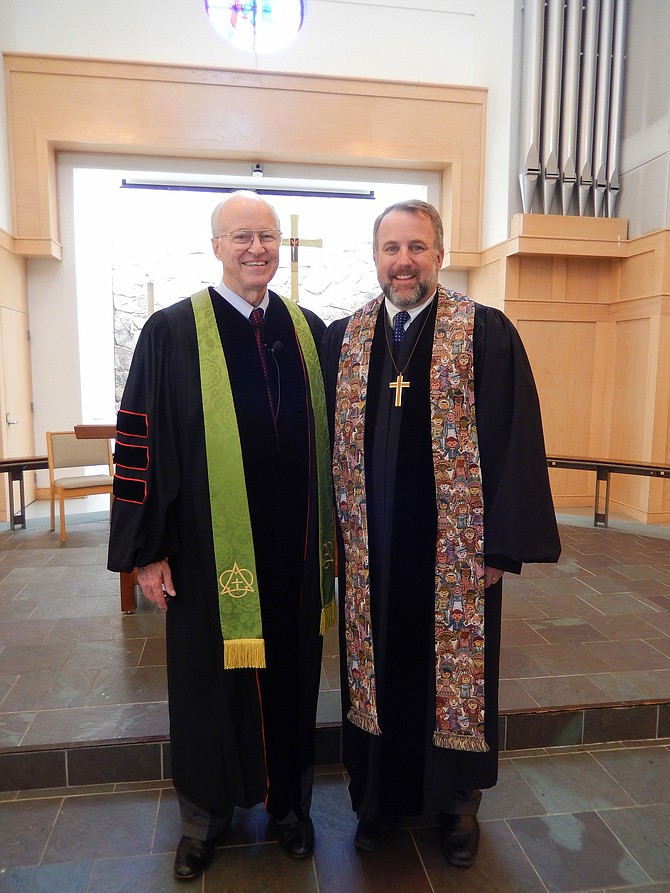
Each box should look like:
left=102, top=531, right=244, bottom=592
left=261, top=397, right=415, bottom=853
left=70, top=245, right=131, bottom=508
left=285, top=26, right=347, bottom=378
left=108, top=192, right=335, bottom=881
left=321, top=200, right=560, bottom=868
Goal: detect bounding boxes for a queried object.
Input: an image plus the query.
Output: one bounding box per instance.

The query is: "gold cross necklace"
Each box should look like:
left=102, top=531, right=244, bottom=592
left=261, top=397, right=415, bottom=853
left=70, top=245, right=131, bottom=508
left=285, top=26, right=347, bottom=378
left=383, top=305, right=433, bottom=407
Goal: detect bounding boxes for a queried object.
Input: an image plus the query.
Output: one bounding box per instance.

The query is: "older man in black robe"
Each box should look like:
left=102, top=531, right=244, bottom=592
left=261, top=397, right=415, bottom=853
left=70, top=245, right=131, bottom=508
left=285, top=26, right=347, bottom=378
left=321, top=200, right=560, bottom=868
left=108, top=192, right=334, bottom=881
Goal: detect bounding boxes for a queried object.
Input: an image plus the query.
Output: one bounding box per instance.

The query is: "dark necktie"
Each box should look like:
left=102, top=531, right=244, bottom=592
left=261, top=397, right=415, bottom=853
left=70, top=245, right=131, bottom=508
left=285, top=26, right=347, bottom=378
left=393, top=311, right=410, bottom=342
left=392, top=310, right=410, bottom=361
left=249, top=307, right=277, bottom=430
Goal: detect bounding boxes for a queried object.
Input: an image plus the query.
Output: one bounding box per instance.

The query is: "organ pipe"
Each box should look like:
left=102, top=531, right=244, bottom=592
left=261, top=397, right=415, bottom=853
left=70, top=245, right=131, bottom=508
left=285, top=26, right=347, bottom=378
left=607, top=0, right=627, bottom=218
left=592, top=0, right=615, bottom=218
left=559, top=0, right=582, bottom=214
left=518, top=0, right=544, bottom=213
left=541, top=0, right=565, bottom=213
left=577, top=0, right=600, bottom=215
left=519, top=0, right=627, bottom=218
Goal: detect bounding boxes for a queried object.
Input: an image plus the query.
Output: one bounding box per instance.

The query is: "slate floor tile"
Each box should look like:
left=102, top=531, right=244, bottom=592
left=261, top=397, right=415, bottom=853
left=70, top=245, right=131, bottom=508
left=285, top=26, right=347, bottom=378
left=414, top=819, right=548, bottom=893
left=43, top=790, right=160, bottom=863
left=508, top=811, right=651, bottom=892
left=599, top=803, right=670, bottom=881
left=0, top=861, right=94, bottom=893
left=512, top=751, right=636, bottom=812
left=592, top=745, right=670, bottom=804
left=87, top=854, right=182, bottom=893
left=313, top=832, right=433, bottom=893
left=0, top=798, right=63, bottom=869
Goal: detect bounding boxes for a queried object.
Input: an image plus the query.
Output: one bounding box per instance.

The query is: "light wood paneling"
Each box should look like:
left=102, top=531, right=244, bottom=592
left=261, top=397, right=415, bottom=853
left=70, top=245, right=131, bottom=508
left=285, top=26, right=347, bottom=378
left=500, top=219, right=670, bottom=523
left=0, top=237, right=27, bottom=314
left=565, top=258, right=618, bottom=303
left=518, top=319, right=597, bottom=456
left=3, top=54, right=487, bottom=260
left=0, top=238, right=32, bottom=521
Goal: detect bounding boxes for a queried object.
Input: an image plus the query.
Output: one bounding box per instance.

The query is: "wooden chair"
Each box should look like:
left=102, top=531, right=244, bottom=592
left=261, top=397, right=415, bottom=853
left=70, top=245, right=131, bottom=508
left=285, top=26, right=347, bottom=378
left=46, top=430, right=114, bottom=542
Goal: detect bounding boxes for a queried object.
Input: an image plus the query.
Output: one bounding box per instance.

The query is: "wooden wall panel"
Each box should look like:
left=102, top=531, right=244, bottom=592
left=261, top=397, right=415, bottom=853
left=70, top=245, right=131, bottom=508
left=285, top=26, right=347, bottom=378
left=608, top=318, right=651, bottom=514
left=0, top=235, right=27, bottom=313
left=500, top=219, right=670, bottom=523
left=3, top=54, right=486, bottom=261
left=466, top=257, right=503, bottom=308
left=619, top=248, right=659, bottom=301
left=517, top=256, right=555, bottom=302
left=611, top=318, right=651, bottom=459
left=564, top=257, right=617, bottom=303
left=518, top=318, right=601, bottom=507
left=0, top=237, right=29, bottom=520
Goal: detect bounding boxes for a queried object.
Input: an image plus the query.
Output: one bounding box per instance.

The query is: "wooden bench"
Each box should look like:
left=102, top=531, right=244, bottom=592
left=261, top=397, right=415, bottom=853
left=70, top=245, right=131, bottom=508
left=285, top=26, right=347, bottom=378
left=547, top=455, right=670, bottom=527
left=0, top=455, right=49, bottom=530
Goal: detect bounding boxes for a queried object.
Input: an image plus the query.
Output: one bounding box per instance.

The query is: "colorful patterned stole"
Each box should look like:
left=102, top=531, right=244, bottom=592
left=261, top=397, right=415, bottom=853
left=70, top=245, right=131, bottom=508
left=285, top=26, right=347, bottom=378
left=333, top=288, right=488, bottom=752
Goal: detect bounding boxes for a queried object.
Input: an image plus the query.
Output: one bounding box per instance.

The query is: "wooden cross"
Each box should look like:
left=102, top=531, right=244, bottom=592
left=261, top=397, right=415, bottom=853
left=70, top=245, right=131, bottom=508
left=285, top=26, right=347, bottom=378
left=281, top=214, right=323, bottom=302
left=389, top=373, right=410, bottom=407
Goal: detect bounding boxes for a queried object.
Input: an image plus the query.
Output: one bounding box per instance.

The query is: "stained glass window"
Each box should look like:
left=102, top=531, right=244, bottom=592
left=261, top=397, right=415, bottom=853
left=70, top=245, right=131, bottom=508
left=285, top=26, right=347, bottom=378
left=205, top=1, right=305, bottom=53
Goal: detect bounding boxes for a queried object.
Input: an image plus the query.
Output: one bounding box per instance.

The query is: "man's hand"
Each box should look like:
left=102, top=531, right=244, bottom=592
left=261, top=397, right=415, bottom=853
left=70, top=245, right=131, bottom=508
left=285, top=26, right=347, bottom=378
left=484, top=566, right=504, bottom=588
left=137, top=559, right=176, bottom=613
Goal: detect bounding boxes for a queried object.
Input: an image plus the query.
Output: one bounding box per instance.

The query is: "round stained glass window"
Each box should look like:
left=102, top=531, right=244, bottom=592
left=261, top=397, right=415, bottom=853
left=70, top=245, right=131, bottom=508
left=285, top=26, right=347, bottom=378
left=205, top=1, right=305, bottom=53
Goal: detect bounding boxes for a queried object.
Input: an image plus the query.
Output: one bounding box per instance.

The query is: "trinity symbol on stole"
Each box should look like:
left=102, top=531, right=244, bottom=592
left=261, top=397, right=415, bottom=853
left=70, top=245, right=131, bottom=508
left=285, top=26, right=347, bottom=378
left=219, top=562, right=255, bottom=599
left=321, top=541, right=335, bottom=568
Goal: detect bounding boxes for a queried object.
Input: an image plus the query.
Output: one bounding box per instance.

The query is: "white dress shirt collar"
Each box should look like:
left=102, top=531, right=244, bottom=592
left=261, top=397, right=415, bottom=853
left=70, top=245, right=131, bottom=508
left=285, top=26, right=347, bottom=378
left=213, top=280, right=270, bottom=319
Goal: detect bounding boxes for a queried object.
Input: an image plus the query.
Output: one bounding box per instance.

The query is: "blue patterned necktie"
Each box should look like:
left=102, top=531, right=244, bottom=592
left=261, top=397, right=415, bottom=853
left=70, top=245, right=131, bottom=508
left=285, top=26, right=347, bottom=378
left=393, top=310, right=410, bottom=342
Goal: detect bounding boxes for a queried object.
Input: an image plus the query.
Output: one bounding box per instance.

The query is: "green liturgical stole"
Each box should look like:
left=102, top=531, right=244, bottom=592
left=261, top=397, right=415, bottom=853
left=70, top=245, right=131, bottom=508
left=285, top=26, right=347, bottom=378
left=191, top=289, right=335, bottom=670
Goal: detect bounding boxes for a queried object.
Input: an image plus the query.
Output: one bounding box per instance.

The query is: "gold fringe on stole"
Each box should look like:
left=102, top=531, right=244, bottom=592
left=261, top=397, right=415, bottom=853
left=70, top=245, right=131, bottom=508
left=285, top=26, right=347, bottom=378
left=223, top=639, right=266, bottom=670
left=320, top=598, right=337, bottom=635
left=347, top=707, right=382, bottom=736
left=433, top=731, right=490, bottom=753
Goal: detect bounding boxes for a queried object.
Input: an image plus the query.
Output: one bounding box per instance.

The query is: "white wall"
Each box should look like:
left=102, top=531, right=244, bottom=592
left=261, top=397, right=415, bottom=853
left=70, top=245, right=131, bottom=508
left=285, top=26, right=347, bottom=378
left=3, top=0, right=476, bottom=78
left=618, top=0, right=670, bottom=236
left=471, top=0, right=520, bottom=247
left=27, top=164, right=84, bottom=473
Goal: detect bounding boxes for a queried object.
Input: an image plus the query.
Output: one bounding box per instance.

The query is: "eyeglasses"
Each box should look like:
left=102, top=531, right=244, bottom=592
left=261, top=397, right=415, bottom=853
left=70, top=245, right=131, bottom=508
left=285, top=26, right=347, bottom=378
left=215, top=229, right=282, bottom=246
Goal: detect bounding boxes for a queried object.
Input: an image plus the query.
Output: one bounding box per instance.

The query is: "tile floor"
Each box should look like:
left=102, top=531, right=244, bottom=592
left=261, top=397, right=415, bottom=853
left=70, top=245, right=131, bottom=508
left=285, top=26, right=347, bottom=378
left=1, top=499, right=669, bottom=754
left=0, top=498, right=669, bottom=891
left=1, top=743, right=669, bottom=891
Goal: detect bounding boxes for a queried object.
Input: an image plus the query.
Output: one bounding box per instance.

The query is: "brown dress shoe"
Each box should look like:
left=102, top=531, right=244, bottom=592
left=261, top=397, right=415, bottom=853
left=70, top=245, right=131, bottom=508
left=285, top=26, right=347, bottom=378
left=277, top=816, right=315, bottom=858
left=174, top=835, right=216, bottom=880
left=441, top=814, right=480, bottom=867
left=354, top=813, right=396, bottom=851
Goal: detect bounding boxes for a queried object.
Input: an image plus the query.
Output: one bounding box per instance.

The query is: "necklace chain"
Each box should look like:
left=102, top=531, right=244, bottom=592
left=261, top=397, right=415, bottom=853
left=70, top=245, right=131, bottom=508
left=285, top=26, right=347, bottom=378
left=383, top=302, right=434, bottom=376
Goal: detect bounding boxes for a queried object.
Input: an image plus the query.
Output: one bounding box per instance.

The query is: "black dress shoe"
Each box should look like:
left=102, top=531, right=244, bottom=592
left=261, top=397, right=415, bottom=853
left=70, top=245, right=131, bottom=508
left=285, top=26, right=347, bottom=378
left=174, top=835, right=216, bottom=880
left=277, top=816, right=315, bottom=858
left=441, top=814, right=480, bottom=867
left=354, top=813, right=396, bottom=852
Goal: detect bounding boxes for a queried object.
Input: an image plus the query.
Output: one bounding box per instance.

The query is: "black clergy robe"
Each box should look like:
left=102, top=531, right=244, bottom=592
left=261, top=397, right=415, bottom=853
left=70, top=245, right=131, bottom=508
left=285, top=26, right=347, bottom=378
left=108, top=288, right=326, bottom=821
left=321, top=295, right=561, bottom=817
